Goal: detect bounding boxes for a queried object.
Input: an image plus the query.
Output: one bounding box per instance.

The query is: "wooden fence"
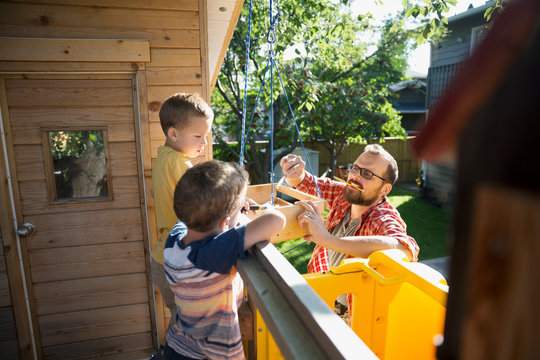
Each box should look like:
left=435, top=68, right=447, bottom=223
left=304, top=136, right=420, bottom=183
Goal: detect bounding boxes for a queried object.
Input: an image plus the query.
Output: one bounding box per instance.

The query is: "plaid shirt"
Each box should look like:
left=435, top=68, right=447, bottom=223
left=296, top=173, right=419, bottom=273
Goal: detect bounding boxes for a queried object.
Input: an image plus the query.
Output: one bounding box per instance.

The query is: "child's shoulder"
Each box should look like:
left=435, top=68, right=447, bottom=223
left=187, top=225, right=248, bottom=274
left=156, top=145, right=187, bottom=159
left=153, top=146, right=189, bottom=172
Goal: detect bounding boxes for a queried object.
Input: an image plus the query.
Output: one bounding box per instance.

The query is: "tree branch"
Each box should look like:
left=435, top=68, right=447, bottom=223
left=216, top=78, right=243, bottom=120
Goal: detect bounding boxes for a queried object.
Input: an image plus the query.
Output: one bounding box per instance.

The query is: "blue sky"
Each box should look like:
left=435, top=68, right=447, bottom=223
left=351, top=0, right=489, bottom=75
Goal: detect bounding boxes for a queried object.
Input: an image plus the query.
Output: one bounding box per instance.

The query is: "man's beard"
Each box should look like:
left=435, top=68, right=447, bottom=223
left=343, top=183, right=382, bottom=206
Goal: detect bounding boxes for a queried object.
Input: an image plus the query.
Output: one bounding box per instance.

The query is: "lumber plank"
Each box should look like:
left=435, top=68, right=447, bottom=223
left=6, top=79, right=133, bottom=107
left=146, top=66, right=203, bottom=86
left=0, top=60, right=146, bottom=72
left=149, top=48, right=200, bottom=67
left=13, top=145, right=46, bottom=181
left=26, top=208, right=143, bottom=249
left=13, top=141, right=137, bottom=181
left=0, top=25, right=200, bottom=49
left=0, top=79, right=37, bottom=358
left=9, top=0, right=198, bottom=11
left=0, top=307, right=17, bottom=341
left=38, top=303, right=151, bottom=346
left=246, top=184, right=326, bottom=243
left=33, top=273, right=147, bottom=298
left=29, top=242, right=146, bottom=282
left=149, top=121, right=164, bottom=140
left=0, top=272, right=11, bottom=307
left=18, top=176, right=141, bottom=215
left=0, top=2, right=198, bottom=30
left=13, top=123, right=135, bottom=146
left=147, top=85, right=203, bottom=116
left=108, top=142, right=139, bottom=177
left=41, top=333, right=153, bottom=360
left=28, top=241, right=143, bottom=266
left=9, top=106, right=136, bottom=145
left=34, top=274, right=149, bottom=315
left=461, top=186, right=540, bottom=359
left=0, top=339, right=19, bottom=360
left=0, top=38, right=150, bottom=62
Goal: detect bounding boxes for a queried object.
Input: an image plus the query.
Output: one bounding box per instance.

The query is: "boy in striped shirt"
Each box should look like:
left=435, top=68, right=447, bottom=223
left=162, top=160, right=285, bottom=360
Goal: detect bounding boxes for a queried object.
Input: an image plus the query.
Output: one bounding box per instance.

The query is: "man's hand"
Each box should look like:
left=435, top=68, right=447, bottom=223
left=280, top=154, right=306, bottom=187
left=296, top=200, right=328, bottom=244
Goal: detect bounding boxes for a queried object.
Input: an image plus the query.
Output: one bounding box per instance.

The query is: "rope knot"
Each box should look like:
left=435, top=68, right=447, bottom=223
left=266, top=12, right=280, bottom=44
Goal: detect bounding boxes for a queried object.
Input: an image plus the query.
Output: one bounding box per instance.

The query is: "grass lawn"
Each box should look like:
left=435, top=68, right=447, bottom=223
left=274, top=185, right=450, bottom=273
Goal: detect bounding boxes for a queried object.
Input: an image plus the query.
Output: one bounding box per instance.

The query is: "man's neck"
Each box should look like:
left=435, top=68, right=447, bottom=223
left=350, top=204, right=369, bottom=219
left=350, top=197, right=383, bottom=219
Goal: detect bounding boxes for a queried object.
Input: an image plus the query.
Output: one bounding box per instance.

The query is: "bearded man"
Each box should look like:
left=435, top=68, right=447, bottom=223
left=280, top=144, right=419, bottom=274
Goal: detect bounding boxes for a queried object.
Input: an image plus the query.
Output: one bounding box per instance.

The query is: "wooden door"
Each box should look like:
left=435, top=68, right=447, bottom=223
left=1, top=76, right=154, bottom=359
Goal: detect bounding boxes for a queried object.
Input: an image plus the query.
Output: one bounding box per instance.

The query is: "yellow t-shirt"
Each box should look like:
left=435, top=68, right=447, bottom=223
left=151, top=146, right=192, bottom=264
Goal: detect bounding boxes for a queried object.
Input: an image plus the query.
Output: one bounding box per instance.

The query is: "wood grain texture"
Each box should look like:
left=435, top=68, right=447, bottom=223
left=34, top=274, right=149, bottom=315
left=9, top=0, right=199, bottom=11
left=0, top=2, right=198, bottom=30
left=38, top=303, right=151, bottom=346
left=461, top=186, right=540, bottom=360
left=0, top=38, right=150, bottom=62
left=41, top=332, right=153, bottom=360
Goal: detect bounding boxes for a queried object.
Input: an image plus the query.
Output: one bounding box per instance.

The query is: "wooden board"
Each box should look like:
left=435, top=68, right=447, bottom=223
left=246, top=184, right=326, bottom=243
left=0, top=38, right=150, bottom=62
left=461, top=186, right=540, bottom=359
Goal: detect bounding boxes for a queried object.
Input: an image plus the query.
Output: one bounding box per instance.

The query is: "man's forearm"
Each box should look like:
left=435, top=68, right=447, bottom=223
left=316, top=234, right=413, bottom=261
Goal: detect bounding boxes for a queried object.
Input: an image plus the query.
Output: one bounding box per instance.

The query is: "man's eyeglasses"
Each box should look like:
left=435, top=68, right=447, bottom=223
left=347, top=163, right=387, bottom=182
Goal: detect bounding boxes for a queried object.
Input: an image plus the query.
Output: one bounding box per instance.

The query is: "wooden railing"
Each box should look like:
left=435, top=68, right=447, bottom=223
left=237, top=241, right=377, bottom=360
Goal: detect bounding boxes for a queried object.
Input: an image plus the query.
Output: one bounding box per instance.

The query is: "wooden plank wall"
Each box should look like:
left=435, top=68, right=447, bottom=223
left=4, top=77, right=153, bottom=359
left=0, top=238, right=19, bottom=359
left=0, top=0, right=215, bottom=355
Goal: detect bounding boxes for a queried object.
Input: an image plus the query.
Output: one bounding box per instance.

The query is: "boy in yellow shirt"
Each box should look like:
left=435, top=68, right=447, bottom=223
left=150, top=93, right=213, bottom=332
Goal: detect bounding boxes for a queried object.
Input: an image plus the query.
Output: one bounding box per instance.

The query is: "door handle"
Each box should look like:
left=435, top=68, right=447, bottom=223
left=17, top=223, right=36, bottom=237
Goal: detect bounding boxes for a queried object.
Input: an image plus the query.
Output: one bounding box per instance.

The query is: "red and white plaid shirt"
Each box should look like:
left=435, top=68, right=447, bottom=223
left=295, top=173, right=420, bottom=273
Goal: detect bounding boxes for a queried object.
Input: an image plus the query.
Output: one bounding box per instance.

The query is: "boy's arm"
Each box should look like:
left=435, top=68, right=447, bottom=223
left=243, top=208, right=286, bottom=250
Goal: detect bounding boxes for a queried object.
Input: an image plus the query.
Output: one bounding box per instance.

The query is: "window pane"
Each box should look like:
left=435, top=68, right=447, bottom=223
left=49, top=130, right=109, bottom=200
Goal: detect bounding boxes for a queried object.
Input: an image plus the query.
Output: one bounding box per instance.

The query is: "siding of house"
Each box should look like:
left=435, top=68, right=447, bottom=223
left=424, top=3, right=490, bottom=205
left=0, top=0, right=219, bottom=356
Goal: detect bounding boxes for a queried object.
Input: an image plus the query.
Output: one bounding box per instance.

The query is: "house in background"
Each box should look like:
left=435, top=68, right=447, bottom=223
left=390, top=70, right=427, bottom=135
left=423, top=1, right=492, bottom=205
left=0, top=1, right=243, bottom=358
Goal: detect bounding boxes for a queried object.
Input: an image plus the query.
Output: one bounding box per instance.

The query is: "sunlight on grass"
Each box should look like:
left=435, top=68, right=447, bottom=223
left=274, top=238, right=315, bottom=274
left=388, top=186, right=450, bottom=261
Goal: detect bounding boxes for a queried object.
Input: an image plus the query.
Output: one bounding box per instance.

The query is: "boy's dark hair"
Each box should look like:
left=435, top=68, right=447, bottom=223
left=173, top=160, right=249, bottom=232
left=159, top=93, right=214, bottom=135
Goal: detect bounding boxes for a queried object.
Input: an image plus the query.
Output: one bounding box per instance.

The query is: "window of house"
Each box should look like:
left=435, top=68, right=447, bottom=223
left=470, top=25, right=488, bottom=53
left=47, top=130, right=110, bottom=201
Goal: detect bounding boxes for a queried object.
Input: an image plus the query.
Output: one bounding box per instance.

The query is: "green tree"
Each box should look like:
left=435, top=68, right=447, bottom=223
left=212, top=0, right=452, bottom=183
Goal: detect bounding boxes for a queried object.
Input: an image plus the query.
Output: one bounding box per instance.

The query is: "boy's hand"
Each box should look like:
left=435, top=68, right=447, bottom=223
left=241, top=197, right=259, bottom=215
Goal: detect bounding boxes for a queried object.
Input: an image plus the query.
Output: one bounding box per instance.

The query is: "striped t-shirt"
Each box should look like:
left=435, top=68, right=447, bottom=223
left=163, top=221, right=248, bottom=360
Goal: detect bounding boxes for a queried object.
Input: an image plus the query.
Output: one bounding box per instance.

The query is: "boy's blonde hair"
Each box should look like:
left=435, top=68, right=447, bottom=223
left=159, top=93, right=214, bottom=135
left=363, top=144, right=399, bottom=184
left=173, top=160, right=249, bottom=232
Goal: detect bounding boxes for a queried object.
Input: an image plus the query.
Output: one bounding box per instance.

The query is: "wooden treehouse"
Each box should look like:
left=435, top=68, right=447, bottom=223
left=0, top=0, right=244, bottom=358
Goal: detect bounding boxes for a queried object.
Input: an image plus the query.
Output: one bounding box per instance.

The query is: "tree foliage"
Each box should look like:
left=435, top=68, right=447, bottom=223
left=212, top=0, right=451, bottom=183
